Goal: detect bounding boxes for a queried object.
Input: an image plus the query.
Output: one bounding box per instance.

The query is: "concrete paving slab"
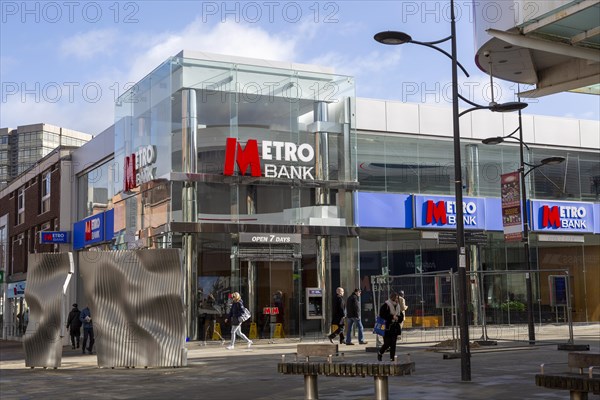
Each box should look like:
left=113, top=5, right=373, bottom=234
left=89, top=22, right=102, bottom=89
left=1, top=324, right=598, bottom=399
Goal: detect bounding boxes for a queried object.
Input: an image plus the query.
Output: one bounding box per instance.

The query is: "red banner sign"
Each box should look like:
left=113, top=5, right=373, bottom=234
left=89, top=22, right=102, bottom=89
left=501, top=171, right=523, bottom=242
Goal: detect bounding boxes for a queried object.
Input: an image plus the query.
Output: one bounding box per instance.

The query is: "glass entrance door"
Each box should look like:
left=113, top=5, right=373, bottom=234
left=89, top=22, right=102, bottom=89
left=240, top=259, right=301, bottom=338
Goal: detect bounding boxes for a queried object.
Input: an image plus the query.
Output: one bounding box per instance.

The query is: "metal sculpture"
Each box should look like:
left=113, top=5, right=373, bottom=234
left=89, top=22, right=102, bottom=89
left=24, top=253, right=74, bottom=368
left=79, top=249, right=186, bottom=367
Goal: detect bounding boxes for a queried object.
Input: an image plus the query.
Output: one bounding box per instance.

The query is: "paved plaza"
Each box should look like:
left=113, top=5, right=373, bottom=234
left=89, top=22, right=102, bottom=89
left=1, top=324, right=598, bottom=399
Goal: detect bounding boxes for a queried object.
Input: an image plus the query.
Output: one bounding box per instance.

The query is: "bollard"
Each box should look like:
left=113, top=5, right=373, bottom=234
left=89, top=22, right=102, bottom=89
left=304, top=375, right=319, bottom=400
left=374, top=376, right=389, bottom=400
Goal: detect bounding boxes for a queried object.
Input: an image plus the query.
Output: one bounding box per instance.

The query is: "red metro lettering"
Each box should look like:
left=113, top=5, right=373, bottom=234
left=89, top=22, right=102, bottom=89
left=542, top=206, right=560, bottom=228
left=224, top=138, right=261, bottom=177
left=124, top=153, right=136, bottom=191
left=426, top=200, right=447, bottom=224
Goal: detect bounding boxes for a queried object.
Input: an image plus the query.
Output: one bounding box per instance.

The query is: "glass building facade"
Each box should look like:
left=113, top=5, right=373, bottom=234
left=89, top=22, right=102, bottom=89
left=112, top=52, right=357, bottom=338
left=74, top=52, right=598, bottom=340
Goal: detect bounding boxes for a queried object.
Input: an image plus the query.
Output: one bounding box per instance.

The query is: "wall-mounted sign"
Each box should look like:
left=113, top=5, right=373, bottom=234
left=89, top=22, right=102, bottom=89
left=7, top=281, right=26, bottom=298
left=124, top=145, right=157, bottom=191
left=530, top=200, right=594, bottom=233
left=73, top=209, right=115, bottom=250
left=39, top=231, right=70, bottom=244
left=223, top=138, right=315, bottom=180
left=239, top=232, right=301, bottom=244
left=414, top=195, right=486, bottom=230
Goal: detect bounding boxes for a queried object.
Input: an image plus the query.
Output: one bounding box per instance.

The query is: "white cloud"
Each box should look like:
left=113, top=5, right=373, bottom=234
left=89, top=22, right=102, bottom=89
left=126, top=19, right=300, bottom=83
left=60, top=29, right=118, bottom=60
left=3, top=20, right=305, bottom=134
left=309, top=50, right=403, bottom=77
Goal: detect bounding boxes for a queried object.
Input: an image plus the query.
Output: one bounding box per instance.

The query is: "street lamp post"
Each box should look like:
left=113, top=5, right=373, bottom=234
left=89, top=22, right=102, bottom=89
left=483, top=113, right=565, bottom=345
left=517, top=108, right=536, bottom=345
left=374, top=0, right=529, bottom=382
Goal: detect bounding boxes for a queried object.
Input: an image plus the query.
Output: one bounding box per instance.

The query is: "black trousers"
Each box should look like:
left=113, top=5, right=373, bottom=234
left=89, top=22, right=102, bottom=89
left=82, top=327, right=95, bottom=352
left=378, top=329, right=400, bottom=361
left=69, top=327, right=81, bottom=348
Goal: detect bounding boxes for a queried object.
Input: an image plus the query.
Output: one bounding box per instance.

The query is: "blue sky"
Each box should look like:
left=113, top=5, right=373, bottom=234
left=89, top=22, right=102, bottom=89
left=1, top=1, right=599, bottom=135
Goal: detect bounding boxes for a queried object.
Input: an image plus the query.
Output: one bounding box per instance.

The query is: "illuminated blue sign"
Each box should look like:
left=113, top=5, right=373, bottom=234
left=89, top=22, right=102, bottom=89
left=39, top=231, right=70, bottom=244
left=414, top=195, right=486, bottom=230
left=530, top=200, right=594, bottom=233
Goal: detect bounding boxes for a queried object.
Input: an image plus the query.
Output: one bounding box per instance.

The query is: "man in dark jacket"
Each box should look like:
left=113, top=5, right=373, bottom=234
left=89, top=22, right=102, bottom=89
left=79, top=306, right=95, bottom=355
left=345, top=289, right=368, bottom=345
left=66, top=304, right=82, bottom=349
left=327, top=287, right=346, bottom=344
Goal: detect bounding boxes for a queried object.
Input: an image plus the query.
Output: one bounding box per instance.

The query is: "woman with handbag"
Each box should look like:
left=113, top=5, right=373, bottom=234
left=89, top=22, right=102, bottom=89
left=224, top=292, right=253, bottom=350
left=377, top=292, right=407, bottom=362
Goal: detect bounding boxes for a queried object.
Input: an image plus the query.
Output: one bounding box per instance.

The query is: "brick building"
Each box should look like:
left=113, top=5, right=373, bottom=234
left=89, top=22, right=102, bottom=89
left=0, top=147, right=76, bottom=338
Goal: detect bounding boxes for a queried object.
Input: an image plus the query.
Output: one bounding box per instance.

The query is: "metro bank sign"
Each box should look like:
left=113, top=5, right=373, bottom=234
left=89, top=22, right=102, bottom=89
left=414, top=195, right=486, bottom=230
left=530, top=200, right=594, bottom=233
left=124, top=145, right=157, bottom=191
left=223, top=138, right=315, bottom=179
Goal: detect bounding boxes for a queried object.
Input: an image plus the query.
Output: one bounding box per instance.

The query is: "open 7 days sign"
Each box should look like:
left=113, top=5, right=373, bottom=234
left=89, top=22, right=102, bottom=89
left=223, top=138, right=315, bottom=179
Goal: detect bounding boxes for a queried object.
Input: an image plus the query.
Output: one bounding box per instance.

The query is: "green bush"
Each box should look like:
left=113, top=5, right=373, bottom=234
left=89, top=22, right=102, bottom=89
left=500, top=300, right=525, bottom=312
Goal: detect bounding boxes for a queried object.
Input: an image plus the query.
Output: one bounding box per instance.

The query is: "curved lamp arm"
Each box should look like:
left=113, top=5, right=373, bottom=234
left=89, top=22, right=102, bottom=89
left=503, top=135, right=531, bottom=151
left=410, top=40, right=470, bottom=78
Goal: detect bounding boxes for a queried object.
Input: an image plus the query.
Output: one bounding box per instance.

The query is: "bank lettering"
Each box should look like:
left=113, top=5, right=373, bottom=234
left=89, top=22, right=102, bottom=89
left=223, top=138, right=315, bottom=179
left=425, top=200, right=478, bottom=226
left=541, top=205, right=587, bottom=230
left=84, top=217, right=101, bottom=241
left=124, top=145, right=157, bottom=191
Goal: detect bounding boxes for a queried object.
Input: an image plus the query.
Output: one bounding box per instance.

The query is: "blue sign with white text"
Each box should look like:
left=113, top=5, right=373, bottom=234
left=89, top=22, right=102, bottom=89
left=40, top=231, right=70, bottom=244
left=73, top=213, right=105, bottom=250
left=414, top=195, right=486, bottom=230
left=530, top=200, right=594, bottom=233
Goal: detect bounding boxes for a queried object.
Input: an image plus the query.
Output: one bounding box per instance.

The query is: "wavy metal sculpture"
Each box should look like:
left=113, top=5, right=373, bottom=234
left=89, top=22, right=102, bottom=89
left=79, top=249, right=186, bottom=368
left=24, top=253, right=73, bottom=368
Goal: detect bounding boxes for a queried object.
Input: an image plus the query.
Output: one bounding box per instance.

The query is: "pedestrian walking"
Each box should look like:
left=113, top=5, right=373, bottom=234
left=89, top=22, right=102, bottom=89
left=79, top=306, right=95, bottom=355
left=224, top=292, right=252, bottom=350
left=345, top=288, right=368, bottom=345
left=377, top=292, right=407, bottom=362
left=66, top=303, right=82, bottom=349
left=327, top=287, right=346, bottom=344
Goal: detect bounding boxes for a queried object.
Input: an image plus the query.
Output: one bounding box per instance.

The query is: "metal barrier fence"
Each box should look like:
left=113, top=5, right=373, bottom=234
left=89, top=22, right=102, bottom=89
left=371, top=268, right=574, bottom=345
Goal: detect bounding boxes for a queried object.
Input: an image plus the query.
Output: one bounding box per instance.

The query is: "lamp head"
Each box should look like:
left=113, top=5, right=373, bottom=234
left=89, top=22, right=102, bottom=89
left=540, top=156, right=565, bottom=165
left=489, top=101, right=528, bottom=113
left=374, top=31, right=412, bottom=45
left=482, top=137, right=504, bottom=145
